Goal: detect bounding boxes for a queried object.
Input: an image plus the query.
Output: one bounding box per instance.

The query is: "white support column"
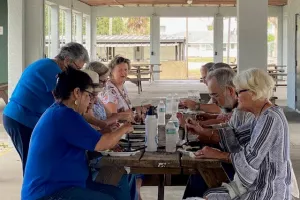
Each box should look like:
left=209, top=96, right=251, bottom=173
left=237, top=0, right=268, bottom=72
left=76, top=12, right=83, bottom=44
left=150, top=15, right=160, bottom=80
left=8, top=0, right=44, bottom=96
left=91, top=7, right=97, bottom=61
left=213, top=14, right=224, bottom=63
left=65, top=8, right=72, bottom=43
left=277, top=8, right=284, bottom=66
left=50, top=4, right=60, bottom=58
left=85, top=15, right=91, bottom=57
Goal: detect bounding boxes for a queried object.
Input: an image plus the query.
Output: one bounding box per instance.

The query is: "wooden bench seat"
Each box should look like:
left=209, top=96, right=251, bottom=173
left=0, top=83, right=8, bottom=104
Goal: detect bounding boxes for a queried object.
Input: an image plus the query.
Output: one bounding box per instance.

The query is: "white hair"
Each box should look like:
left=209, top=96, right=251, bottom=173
left=233, top=68, right=275, bottom=101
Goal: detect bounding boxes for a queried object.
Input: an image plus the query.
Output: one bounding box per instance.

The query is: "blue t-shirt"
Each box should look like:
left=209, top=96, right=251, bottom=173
left=4, top=58, right=61, bottom=128
left=21, top=103, right=102, bottom=200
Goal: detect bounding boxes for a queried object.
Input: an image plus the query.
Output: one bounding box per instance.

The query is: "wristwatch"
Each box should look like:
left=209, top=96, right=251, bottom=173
left=195, top=103, right=201, bottom=111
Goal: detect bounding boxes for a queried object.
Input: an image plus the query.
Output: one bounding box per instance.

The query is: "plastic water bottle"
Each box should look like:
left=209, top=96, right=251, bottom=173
left=165, top=120, right=177, bottom=152
left=169, top=113, right=179, bottom=131
left=169, top=113, right=180, bottom=143
left=166, top=94, right=173, bottom=114
left=157, top=100, right=166, bottom=125
left=145, top=106, right=158, bottom=152
left=172, top=93, right=179, bottom=113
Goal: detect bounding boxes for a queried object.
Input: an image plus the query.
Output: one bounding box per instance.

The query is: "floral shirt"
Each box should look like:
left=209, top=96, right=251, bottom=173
left=100, top=80, right=132, bottom=112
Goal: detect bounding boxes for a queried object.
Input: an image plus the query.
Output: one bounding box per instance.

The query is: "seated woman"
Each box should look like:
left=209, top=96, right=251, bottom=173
left=187, top=68, right=292, bottom=199
left=83, top=63, right=133, bottom=131
left=21, top=67, right=132, bottom=200
left=99, top=55, right=145, bottom=200
left=83, top=63, right=138, bottom=200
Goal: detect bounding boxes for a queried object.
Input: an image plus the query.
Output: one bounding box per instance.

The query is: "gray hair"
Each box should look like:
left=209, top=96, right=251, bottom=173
left=56, top=42, right=89, bottom=63
left=108, top=55, right=131, bottom=77
left=86, top=61, right=110, bottom=77
left=206, top=68, right=235, bottom=88
left=202, top=62, right=214, bottom=71
left=210, top=62, right=231, bottom=72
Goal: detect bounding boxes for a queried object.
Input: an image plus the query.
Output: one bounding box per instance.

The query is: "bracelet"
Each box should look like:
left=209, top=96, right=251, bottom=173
left=226, top=153, right=231, bottom=163
left=208, top=130, right=214, bottom=141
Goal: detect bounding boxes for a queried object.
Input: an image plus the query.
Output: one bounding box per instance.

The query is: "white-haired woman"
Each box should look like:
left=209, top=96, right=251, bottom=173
left=193, top=68, right=292, bottom=199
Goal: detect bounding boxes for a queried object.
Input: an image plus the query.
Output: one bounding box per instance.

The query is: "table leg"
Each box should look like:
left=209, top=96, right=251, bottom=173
left=158, top=174, right=165, bottom=200
left=137, top=67, right=141, bottom=94
left=197, top=166, right=229, bottom=188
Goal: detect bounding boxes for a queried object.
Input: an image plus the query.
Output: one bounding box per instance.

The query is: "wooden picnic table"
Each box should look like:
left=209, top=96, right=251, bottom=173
left=96, top=150, right=228, bottom=200
left=129, top=63, right=162, bottom=94
left=93, top=124, right=228, bottom=200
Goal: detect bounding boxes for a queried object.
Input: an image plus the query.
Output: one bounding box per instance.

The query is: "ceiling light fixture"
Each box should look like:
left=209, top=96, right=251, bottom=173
left=187, top=0, right=193, bottom=4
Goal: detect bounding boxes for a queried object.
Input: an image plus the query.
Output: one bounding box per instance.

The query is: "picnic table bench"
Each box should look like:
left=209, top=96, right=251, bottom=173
left=0, top=83, right=8, bottom=104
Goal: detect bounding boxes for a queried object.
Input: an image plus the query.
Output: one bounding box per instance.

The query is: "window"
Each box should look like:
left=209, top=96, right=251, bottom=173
left=223, top=17, right=237, bottom=64
left=223, top=44, right=227, bottom=51
left=96, top=17, right=150, bottom=62
left=267, top=17, right=278, bottom=64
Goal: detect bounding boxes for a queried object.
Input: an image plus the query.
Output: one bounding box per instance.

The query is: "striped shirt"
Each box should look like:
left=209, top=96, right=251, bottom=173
left=206, top=106, right=292, bottom=200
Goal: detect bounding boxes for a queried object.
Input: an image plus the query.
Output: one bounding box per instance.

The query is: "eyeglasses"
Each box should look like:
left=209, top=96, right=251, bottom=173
left=99, top=78, right=108, bottom=84
left=236, top=89, right=249, bottom=95
left=84, top=90, right=94, bottom=99
left=73, top=62, right=81, bottom=70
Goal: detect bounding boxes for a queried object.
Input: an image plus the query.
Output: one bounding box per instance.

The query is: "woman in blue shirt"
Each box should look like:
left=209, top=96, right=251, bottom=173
left=22, top=67, right=132, bottom=200
left=2, top=42, right=94, bottom=174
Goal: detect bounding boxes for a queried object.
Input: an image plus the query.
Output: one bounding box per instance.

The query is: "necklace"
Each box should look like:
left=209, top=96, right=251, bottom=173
left=258, top=101, right=269, bottom=116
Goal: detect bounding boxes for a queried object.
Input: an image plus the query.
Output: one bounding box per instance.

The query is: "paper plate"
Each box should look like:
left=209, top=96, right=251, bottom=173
left=99, top=151, right=140, bottom=157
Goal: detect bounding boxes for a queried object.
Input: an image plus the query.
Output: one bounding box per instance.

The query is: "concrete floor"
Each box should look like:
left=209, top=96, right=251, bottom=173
left=0, top=83, right=299, bottom=200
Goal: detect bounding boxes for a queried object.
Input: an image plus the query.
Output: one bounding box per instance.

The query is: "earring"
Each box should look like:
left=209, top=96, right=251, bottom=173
left=74, top=100, right=78, bottom=105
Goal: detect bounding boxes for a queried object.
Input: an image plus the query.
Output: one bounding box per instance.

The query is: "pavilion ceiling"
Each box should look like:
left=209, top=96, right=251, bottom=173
left=79, top=0, right=287, bottom=7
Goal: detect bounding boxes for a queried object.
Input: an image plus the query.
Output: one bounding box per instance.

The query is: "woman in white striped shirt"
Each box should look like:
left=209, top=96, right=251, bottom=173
left=191, top=68, right=292, bottom=200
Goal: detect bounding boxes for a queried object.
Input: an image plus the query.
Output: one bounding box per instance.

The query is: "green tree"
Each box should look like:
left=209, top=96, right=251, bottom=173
left=96, top=17, right=125, bottom=35
left=44, top=5, right=50, bottom=36
left=207, top=25, right=213, bottom=31
left=268, top=34, right=275, bottom=42
left=125, top=17, right=150, bottom=35
left=59, top=10, right=65, bottom=36
left=82, top=17, right=86, bottom=35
